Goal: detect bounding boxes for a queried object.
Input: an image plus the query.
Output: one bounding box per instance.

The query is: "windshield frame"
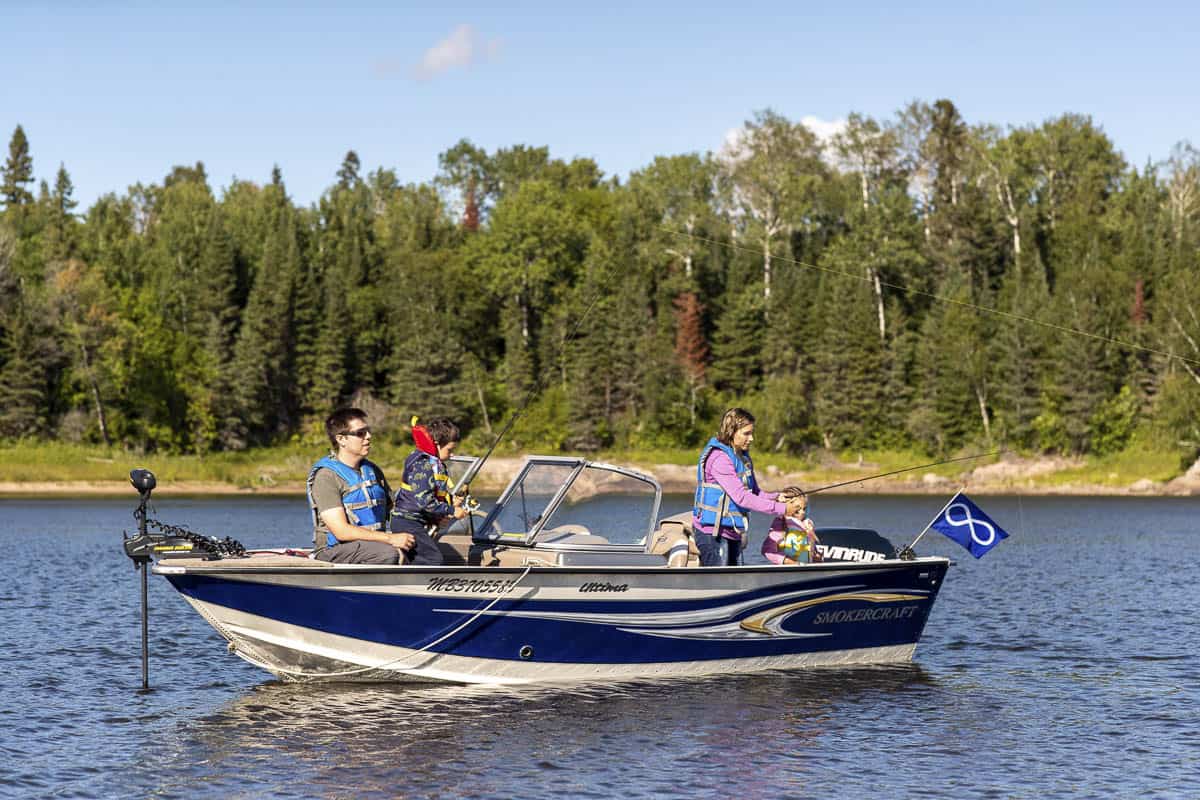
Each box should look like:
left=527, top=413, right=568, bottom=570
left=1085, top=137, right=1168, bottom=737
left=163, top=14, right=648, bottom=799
left=472, top=457, right=662, bottom=549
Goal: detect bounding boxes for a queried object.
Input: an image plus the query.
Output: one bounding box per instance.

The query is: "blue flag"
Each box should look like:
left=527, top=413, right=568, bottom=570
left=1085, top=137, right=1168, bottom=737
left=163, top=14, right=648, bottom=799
left=930, top=492, right=1009, bottom=558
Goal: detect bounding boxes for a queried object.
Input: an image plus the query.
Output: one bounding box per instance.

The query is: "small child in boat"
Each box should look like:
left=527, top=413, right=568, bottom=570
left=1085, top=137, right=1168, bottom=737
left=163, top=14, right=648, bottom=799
left=762, top=492, right=821, bottom=565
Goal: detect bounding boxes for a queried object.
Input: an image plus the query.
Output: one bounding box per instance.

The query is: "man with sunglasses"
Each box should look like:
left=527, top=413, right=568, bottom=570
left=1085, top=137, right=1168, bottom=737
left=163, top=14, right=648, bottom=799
left=306, top=407, right=415, bottom=564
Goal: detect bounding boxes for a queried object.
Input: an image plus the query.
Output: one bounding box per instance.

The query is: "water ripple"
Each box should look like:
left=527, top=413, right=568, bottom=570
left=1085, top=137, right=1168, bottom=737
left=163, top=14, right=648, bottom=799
left=2, top=495, right=1199, bottom=798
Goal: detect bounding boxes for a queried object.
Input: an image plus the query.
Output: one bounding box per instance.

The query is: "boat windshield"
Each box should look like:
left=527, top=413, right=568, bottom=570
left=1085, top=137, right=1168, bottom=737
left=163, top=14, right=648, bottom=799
left=486, top=460, right=580, bottom=540
left=540, top=464, right=659, bottom=546
left=475, top=458, right=661, bottom=547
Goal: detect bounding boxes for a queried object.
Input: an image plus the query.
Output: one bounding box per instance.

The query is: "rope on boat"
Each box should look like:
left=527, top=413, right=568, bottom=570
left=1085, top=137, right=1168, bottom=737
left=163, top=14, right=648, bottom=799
left=229, top=564, right=535, bottom=680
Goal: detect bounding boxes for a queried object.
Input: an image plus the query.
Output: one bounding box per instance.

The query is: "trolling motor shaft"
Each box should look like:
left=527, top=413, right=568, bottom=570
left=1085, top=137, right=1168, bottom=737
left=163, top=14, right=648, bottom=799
left=125, top=468, right=156, bottom=691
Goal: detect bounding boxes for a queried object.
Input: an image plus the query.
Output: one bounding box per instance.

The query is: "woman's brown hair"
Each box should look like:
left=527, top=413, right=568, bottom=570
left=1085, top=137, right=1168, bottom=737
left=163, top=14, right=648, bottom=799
left=716, top=407, right=756, bottom=445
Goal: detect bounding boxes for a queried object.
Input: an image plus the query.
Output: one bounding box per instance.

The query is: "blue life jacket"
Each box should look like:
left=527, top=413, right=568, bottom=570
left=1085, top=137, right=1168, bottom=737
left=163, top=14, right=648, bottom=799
left=693, top=438, right=759, bottom=534
left=306, top=456, right=389, bottom=548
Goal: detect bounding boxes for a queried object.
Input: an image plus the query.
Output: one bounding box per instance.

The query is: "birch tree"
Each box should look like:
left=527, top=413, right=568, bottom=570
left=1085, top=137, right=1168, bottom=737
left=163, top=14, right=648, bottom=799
left=832, top=112, right=904, bottom=339
left=719, top=109, right=825, bottom=309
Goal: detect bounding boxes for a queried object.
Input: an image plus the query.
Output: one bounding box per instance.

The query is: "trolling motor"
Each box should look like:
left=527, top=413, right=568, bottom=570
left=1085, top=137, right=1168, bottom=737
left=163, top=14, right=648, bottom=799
left=123, top=468, right=157, bottom=692
left=122, top=469, right=246, bottom=563
left=121, top=468, right=247, bottom=690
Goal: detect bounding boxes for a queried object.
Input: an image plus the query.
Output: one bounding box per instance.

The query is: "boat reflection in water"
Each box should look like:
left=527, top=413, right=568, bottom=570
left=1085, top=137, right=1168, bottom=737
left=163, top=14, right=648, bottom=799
left=140, top=456, right=951, bottom=684
left=166, top=665, right=936, bottom=796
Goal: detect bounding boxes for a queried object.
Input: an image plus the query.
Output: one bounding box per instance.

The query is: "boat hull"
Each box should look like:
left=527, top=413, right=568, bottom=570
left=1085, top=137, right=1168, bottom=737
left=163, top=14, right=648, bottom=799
left=158, top=559, right=949, bottom=684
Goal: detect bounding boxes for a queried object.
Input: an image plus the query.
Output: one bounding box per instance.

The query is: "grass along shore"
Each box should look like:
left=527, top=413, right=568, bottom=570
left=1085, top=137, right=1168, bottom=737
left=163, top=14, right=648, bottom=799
left=1, top=442, right=1197, bottom=497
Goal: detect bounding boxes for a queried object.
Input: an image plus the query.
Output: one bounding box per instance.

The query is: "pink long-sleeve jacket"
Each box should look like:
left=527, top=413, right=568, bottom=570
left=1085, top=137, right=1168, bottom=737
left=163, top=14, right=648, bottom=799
left=691, top=449, right=786, bottom=541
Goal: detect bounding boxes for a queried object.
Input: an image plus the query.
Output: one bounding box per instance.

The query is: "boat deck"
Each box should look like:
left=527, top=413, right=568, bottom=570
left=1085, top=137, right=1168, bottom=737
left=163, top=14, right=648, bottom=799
left=157, top=517, right=700, bottom=570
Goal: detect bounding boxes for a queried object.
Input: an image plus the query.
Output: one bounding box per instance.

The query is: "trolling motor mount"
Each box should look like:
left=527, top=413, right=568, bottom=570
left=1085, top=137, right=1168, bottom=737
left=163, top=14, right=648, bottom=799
left=121, top=468, right=245, bottom=564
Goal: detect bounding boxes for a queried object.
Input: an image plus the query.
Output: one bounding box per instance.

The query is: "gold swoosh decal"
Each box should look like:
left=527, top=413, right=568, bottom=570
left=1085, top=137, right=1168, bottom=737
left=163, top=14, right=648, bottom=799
left=740, top=593, right=926, bottom=635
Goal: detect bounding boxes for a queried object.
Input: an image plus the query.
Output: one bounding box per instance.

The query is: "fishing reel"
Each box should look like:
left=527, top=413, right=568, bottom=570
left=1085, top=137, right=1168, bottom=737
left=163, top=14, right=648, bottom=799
left=460, top=491, right=483, bottom=515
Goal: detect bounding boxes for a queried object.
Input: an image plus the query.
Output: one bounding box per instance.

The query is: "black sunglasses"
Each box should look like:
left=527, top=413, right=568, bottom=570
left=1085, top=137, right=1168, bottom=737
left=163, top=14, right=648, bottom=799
left=340, top=427, right=371, bottom=439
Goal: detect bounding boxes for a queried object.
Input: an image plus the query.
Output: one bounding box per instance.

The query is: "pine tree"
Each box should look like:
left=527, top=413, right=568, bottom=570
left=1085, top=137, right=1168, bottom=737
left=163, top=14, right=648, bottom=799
left=810, top=262, right=887, bottom=450
left=185, top=208, right=240, bottom=450
left=673, top=290, right=707, bottom=425
left=462, top=177, right=480, bottom=231
left=337, top=151, right=361, bottom=189
left=708, top=285, right=765, bottom=393
left=44, top=164, right=78, bottom=261
left=563, top=242, right=631, bottom=451
left=308, top=286, right=353, bottom=412
left=1, top=125, right=34, bottom=209
left=907, top=275, right=988, bottom=453
left=0, top=306, right=54, bottom=437
left=48, top=258, right=121, bottom=446
left=990, top=252, right=1052, bottom=448
left=385, top=299, right=469, bottom=422
left=226, top=213, right=301, bottom=445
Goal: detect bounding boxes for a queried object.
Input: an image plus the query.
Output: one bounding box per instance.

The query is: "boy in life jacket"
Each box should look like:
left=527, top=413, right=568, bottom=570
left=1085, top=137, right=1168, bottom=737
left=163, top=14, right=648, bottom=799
left=390, top=416, right=468, bottom=566
left=307, top=407, right=415, bottom=564
left=762, top=491, right=822, bottom=565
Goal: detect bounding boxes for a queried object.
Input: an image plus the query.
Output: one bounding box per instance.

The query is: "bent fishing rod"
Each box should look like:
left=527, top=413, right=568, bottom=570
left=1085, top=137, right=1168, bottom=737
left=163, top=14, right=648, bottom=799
left=801, top=450, right=1005, bottom=495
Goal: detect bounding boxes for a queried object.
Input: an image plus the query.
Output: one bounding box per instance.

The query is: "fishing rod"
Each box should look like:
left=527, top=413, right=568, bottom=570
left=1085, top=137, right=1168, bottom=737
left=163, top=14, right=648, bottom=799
left=803, top=450, right=1005, bottom=495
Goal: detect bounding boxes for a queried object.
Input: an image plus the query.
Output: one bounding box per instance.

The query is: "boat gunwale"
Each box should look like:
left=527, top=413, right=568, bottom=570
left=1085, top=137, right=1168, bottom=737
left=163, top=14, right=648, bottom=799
left=153, top=555, right=951, bottom=577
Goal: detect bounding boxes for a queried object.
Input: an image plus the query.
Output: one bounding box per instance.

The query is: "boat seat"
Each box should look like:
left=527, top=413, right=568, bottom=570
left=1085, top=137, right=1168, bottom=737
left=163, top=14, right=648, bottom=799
left=470, top=543, right=559, bottom=568
left=648, top=513, right=699, bottom=567
left=531, top=525, right=609, bottom=546
left=436, top=534, right=472, bottom=566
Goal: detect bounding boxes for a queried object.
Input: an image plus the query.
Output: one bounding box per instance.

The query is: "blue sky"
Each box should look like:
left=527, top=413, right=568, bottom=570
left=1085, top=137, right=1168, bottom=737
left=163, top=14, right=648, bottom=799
left=4, top=1, right=1197, bottom=210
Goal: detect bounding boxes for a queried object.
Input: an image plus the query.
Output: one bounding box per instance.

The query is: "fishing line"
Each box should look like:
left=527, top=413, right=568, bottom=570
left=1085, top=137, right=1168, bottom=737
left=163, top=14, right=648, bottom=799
left=659, top=226, right=1200, bottom=368
left=805, top=450, right=1005, bottom=494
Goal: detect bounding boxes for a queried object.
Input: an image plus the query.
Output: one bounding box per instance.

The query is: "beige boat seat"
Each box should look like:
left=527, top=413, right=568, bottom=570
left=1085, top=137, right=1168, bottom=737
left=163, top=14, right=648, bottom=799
left=436, top=534, right=473, bottom=566
left=470, top=543, right=560, bottom=567
left=531, top=525, right=610, bottom=546
left=648, top=512, right=699, bottom=567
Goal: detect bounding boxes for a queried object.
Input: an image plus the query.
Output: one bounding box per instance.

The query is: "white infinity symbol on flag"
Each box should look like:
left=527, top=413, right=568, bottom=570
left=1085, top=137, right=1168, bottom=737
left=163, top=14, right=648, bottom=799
left=945, top=502, right=995, bottom=546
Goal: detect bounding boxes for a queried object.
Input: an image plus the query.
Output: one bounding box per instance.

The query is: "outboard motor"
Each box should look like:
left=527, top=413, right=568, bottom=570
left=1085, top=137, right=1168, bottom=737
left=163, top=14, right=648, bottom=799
left=813, top=527, right=897, bottom=563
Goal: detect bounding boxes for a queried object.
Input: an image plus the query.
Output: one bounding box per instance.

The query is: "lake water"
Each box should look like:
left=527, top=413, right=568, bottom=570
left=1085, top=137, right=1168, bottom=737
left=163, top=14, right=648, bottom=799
left=1, top=493, right=1197, bottom=799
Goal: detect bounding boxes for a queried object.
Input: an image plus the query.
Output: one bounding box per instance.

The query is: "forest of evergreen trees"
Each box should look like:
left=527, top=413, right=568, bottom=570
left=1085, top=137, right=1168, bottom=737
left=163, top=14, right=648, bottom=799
left=2, top=99, right=1199, bottom=462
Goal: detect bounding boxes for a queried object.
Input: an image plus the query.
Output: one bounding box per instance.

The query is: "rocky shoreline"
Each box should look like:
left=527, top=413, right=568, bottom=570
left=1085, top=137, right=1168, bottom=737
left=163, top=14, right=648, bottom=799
left=3, top=455, right=1198, bottom=497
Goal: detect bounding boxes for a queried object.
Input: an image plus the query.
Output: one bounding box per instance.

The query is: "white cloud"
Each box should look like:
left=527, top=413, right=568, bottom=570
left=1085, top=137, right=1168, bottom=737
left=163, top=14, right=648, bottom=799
left=799, top=115, right=847, bottom=143
left=719, top=114, right=848, bottom=162
left=719, top=126, right=748, bottom=161
left=403, top=24, right=501, bottom=81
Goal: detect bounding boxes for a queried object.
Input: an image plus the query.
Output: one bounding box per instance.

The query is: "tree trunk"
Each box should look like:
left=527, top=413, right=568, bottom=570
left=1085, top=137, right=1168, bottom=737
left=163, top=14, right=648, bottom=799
left=476, top=381, right=492, bottom=434
left=994, top=177, right=1021, bottom=258
left=762, top=235, right=772, bottom=306
left=81, top=345, right=111, bottom=446
left=975, top=384, right=992, bottom=443
left=684, top=217, right=695, bottom=279
left=871, top=267, right=886, bottom=341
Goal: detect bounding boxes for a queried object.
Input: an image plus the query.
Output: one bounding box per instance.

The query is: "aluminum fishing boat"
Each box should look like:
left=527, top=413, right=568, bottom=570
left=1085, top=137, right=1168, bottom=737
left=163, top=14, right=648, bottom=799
left=128, top=457, right=950, bottom=684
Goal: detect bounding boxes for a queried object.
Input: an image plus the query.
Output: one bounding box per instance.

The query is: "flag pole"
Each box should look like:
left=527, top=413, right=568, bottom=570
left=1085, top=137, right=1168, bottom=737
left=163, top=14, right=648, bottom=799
left=898, top=489, right=963, bottom=560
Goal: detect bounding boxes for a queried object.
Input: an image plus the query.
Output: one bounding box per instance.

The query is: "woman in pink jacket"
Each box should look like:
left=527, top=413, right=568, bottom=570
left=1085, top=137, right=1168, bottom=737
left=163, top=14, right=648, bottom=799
left=692, top=408, right=805, bottom=566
